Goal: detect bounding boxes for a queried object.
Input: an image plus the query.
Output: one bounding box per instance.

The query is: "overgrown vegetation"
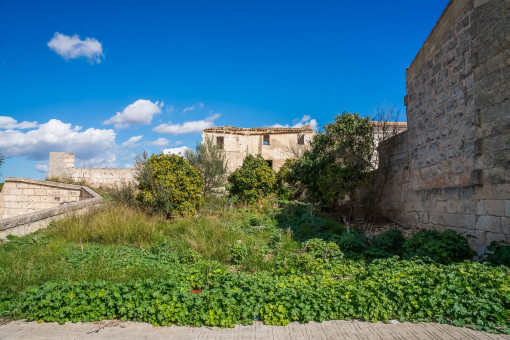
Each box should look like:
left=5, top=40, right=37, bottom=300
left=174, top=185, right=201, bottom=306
left=136, top=152, right=204, bottom=217
left=286, top=113, right=374, bottom=215
left=0, top=200, right=507, bottom=333
left=184, top=136, right=228, bottom=194
left=228, top=154, right=279, bottom=203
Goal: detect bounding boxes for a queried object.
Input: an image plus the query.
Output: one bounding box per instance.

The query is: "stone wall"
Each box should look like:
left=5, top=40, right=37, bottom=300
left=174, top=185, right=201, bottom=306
left=0, top=178, right=102, bottom=238
left=48, top=152, right=137, bottom=188
left=379, top=0, right=509, bottom=253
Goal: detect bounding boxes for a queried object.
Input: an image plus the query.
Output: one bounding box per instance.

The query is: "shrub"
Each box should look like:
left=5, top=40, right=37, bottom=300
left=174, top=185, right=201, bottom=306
left=184, top=136, right=228, bottom=194
left=137, top=153, right=204, bottom=217
left=403, top=229, right=474, bottom=264
left=287, top=113, right=374, bottom=211
left=229, top=241, right=248, bottom=265
left=365, top=228, right=405, bottom=259
left=228, top=155, right=278, bottom=203
left=484, top=241, right=510, bottom=266
left=337, top=229, right=368, bottom=260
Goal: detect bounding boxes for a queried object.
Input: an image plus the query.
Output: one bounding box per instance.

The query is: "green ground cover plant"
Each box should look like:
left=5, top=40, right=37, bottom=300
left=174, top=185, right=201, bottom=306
left=0, top=200, right=508, bottom=334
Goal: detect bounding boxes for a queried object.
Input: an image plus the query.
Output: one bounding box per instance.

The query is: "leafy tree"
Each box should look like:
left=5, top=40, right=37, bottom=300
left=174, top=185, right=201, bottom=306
left=227, top=154, right=278, bottom=202
left=136, top=152, right=203, bottom=217
left=288, top=113, right=374, bottom=212
left=184, top=136, right=227, bottom=194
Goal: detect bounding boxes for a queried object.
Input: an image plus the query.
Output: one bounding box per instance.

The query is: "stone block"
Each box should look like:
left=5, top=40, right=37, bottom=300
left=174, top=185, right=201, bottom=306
left=505, top=200, right=510, bottom=217
left=483, top=200, right=505, bottom=216
left=476, top=215, right=501, bottom=233
left=486, top=232, right=506, bottom=244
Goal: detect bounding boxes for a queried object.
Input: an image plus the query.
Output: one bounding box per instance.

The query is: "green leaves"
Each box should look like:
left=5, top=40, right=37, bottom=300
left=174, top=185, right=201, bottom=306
left=136, top=153, right=204, bottom=217
left=287, top=112, right=374, bottom=209
left=228, top=155, right=279, bottom=203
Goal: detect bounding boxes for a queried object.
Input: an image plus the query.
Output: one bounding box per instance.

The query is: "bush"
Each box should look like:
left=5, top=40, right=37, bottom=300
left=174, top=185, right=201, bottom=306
left=228, top=155, right=278, bottom=203
left=137, top=153, right=204, bottom=217
left=184, top=136, right=228, bottom=194
left=365, top=228, right=405, bottom=259
left=337, top=229, right=368, bottom=260
left=403, top=229, right=474, bottom=264
left=484, top=241, right=510, bottom=266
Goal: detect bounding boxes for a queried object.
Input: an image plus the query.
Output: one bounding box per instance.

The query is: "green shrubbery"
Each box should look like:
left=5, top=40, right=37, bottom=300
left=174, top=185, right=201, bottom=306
left=137, top=153, right=204, bottom=217
left=228, top=155, right=278, bottom=202
left=0, top=199, right=508, bottom=333
left=0, top=255, right=507, bottom=333
left=484, top=241, right=510, bottom=266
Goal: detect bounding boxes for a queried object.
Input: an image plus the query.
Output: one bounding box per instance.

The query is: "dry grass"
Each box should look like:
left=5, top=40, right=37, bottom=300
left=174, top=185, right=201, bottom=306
left=47, top=204, right=167, bottom=247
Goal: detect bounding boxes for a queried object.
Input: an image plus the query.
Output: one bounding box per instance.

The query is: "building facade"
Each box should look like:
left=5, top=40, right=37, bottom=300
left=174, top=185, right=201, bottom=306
left=202, top=125, right=315, bottom=173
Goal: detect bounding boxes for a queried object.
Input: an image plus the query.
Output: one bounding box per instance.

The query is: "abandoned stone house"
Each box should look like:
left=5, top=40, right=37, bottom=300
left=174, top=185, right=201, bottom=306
left=202, top=125, right=315, bottom=173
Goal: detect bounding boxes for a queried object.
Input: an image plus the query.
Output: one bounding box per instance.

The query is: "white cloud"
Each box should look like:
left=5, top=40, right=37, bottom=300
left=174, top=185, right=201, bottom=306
left=272, top=115, right=318, bottom=131
left=0, top=118, right=117, bottom=167
left=0, top=116, right=38, bottom=130
left=35, top=162, right=49, bottom=173
left=162, top=146, right=192, bottom=156
left=153, top=113, right=220, bottom=135
left=149, top=137, right=170, bottom=147
left=47, top=32, right=104, bottom=64
left=182, top=102, right=204, bottom=113
left=104, top=99, right=163, bottom=129
left=121, top=135, right=143, bottom=148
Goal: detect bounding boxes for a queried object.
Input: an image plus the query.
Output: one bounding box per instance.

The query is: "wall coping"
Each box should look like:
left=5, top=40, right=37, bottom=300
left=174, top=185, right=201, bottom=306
left=0, top=178, right=102, bottom=231
left=407, top=0, right=466, bottom=77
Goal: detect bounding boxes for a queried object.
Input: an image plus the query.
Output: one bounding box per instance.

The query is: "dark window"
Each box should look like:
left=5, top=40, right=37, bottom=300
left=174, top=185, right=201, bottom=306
left=216, top=136, right=224, bottom=149
left=263, top=134, right=270, bottom=145
left=266, top=160, right=273, bottom=169
left=297, top=134, right=305, bottom=145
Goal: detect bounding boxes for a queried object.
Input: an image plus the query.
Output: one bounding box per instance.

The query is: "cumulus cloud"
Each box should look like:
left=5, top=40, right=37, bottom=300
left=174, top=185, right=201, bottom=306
left=0, top=116, right=38, bottom=130
left=121, top=135, right=143, bottom=148
left=153, top=113, right=220, bottom=136
left=104, top=99, right=163, bottom=129
left=47, top=32, right=104, bottom=64
left=162, top=146, right=192, bottom=156
left=149, top=137, right=170, bottom=147
left=182, top=102, right=204, bottom=113
left=35, top=162, right=49, bottom=173
left=0, top=118, right=117, bottom=167
left=272, top=115, right=318, bottom=131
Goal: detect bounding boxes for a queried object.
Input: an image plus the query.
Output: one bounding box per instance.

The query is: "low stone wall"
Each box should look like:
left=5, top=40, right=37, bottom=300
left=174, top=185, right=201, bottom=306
left=48, top=152, right=137, bottom=188
left=0, top=178, right=102, bottom=238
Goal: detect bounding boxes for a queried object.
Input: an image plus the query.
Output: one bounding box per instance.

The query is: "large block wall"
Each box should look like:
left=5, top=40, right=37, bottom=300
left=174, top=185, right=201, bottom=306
left=0, top=178, right=84, bottom=219
left=379, top=0, right=509, bottom=253
left=0, top=178, right=102, bottom=238
left=49, top=152, right=137, bottom=188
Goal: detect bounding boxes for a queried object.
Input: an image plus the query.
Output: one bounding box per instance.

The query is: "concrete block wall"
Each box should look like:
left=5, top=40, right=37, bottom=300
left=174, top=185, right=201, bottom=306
left=378, top=0, right=509, bottom=252
left=48, top=152, right=137, bottom=188
left=0, top=178, right=83, bottom=219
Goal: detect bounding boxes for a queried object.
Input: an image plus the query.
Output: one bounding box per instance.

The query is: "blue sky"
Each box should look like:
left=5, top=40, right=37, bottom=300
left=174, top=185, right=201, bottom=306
left=0, top=0, right=449, bottom=181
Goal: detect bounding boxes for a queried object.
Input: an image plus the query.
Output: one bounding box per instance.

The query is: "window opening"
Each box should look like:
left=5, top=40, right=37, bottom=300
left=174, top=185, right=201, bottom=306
left=297, top=134, right=305, bottom=145
left=263, top=134, right=270, bottom=145
left=216, top=136, right=224, bottom=149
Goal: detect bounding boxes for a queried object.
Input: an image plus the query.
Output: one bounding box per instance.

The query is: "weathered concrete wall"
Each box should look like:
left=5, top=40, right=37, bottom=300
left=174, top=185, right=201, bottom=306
left=203, top=126, right=315, bottom=173
left=48, top=152, right=137, bottom=188
left=0, top=178, right=102, bottom=238
left=379, top=0, right=509, bottom=252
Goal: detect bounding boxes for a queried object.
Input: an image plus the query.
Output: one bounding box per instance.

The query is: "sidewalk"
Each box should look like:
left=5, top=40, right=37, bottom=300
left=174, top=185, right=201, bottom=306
left=0, top=319, right=507, bottom=340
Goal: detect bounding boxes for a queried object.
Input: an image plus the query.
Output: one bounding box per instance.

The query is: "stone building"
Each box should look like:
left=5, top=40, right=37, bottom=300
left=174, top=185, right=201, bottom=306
left=378, top=0, right=509, bottom=252
left=202, top=125, right=315, bottom=173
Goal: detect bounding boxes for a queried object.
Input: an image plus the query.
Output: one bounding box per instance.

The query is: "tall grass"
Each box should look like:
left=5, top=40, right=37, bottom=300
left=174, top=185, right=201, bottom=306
left=47, top=204, right=167, bottom=247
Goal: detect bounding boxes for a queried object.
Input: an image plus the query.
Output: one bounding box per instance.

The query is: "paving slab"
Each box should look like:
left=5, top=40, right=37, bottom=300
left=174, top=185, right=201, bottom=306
left=0, top=320, right=508, bottom=340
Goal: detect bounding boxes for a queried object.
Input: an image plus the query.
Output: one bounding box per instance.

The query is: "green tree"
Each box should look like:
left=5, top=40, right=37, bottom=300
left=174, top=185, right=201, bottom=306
left=136, top=153, right=203, bottom=217
left=184, top=136, right=228, bottom=194
left=289, top=112, right=374, bottom=211
left=228, top=154, right=278, bottom=203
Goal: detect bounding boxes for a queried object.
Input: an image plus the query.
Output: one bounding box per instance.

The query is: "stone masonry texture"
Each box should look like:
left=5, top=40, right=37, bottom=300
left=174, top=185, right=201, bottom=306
left=379, top=0, right=509, bottom=253
left=0, top=178, right=102, bottom=238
